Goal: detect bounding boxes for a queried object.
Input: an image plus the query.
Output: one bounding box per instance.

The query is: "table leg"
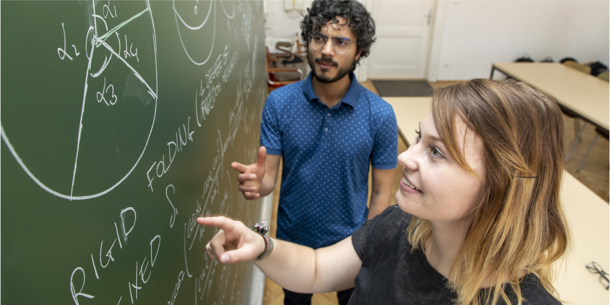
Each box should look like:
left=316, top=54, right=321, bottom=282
left=577, top=133, right=599, bottom=172
left=567, top=121, right=588, bottom=161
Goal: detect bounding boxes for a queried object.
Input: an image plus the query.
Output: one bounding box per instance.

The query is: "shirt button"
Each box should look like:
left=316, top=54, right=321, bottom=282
left=324, top=128, right=328, bottom=132
left=327, top=113, right=331, bottom=117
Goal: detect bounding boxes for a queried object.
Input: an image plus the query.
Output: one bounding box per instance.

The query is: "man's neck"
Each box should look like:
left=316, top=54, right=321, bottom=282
left=311, top=73, right=352, bottom=109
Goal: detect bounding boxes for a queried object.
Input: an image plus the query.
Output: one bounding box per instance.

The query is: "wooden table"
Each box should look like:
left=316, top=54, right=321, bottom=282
left=386, top=97, right=609, bottom=304
left=384, top=97, right=432, bottom=145
left=490, top=62, right=609, bottom=131
left=556, top=173, right=609, bottom=304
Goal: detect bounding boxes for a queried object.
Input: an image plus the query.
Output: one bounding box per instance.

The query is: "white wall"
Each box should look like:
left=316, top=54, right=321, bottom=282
left=264, top=0, right=312, bottom=40
left=264, top=0, right=609, bottom=81
left=431, top=0, right=609, bottom=81
left=263, top=0, right=368, bottom=41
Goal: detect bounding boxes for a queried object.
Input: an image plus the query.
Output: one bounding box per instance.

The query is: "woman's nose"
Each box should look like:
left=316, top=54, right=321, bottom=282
left=398, top=146, right=418, bottom=171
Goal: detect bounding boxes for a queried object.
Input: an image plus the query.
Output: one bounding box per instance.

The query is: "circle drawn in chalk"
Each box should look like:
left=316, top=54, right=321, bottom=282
left=173, top=0, right=236, bottom=66
left=1, top=0, right=158, bottom=201
left=173, top=0, right=216, bottom=66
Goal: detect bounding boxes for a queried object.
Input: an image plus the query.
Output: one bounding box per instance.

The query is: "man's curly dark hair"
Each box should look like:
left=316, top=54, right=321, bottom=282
left=300, top=0, right=376, bottom=69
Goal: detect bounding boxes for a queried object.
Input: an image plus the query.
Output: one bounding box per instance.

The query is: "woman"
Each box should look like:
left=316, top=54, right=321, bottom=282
left=198, top=79, right=570, bottom=304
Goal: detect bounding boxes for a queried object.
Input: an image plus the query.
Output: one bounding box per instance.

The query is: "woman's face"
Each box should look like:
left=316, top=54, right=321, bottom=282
left=396, top=112, right=486, bottom=224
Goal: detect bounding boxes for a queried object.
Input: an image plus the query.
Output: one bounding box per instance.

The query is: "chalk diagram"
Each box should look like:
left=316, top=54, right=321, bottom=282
left=1, top=0, right=158, bottom=200
left=173, top=0, right=235, bottom=66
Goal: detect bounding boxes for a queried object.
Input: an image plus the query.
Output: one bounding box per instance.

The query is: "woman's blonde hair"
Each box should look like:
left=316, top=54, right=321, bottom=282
left=407, top=79, right=570, bottom=305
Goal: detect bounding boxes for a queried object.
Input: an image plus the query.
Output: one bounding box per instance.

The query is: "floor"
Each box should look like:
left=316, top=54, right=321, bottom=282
left=262, top=80, right=609, bottom=305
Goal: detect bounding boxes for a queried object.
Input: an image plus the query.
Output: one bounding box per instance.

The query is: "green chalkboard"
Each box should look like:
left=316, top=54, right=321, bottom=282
left=1, top=1, right=267, bottom=304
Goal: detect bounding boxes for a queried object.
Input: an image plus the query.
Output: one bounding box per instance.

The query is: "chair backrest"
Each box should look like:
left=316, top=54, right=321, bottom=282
left=276, top=42, right=293, bottom=56
left=563, top=61, right=592, bottom=74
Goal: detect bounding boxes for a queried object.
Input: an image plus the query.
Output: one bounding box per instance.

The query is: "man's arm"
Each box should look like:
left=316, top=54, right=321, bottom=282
left=367, top=100, right=398, bottom=220
left=232, top=147, right=281, bottom=199
left=367, top=167, right=395, bottom=220
left=256, top=153, right=281, bottom=197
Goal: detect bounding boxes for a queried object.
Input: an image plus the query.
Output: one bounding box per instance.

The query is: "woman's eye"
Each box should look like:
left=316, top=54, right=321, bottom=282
left=314, top=36, right=325, bottom=42
left=415, top=129, right=421, bottom=142
left=431, top=147, right=445, bottom=159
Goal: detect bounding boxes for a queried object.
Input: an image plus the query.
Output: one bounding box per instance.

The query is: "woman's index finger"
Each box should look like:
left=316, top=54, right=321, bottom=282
left=196, top=216, right=236, bottom=232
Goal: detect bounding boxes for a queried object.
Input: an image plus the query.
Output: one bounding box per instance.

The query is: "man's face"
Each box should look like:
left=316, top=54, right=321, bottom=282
left=307, top=16, right=361, bottom=84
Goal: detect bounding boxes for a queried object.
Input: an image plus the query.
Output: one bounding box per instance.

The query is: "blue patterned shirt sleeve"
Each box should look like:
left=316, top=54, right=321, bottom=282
left=370, top=93, right=398, bottom=170
left=260, top=92, right=282, bottom=155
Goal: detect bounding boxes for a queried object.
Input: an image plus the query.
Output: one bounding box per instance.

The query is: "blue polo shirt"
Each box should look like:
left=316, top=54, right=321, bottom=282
left=261, top=72, right=397, bottom=249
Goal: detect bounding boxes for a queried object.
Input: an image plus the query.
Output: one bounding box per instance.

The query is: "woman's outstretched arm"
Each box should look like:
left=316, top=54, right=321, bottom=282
left=197, top=216, right=362, bottom=293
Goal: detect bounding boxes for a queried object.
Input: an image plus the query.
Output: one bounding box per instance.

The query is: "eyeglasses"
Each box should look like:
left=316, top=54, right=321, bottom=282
left=586, top=261, right=609, bottom=290
left=309, top=34, right=355, bottom=54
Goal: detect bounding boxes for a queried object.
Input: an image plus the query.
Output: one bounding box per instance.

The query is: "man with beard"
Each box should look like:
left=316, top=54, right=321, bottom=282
left=231, top=1, right=397, bottom=304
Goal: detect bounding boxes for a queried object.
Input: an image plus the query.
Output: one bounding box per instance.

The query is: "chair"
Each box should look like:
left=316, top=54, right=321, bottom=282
left=294, top=33, right=308, bottom=59
left=265, top=34, right=309, bottom=87
left=266, top=46, right=304, bottom=87
left=576, top=126, right=609, bottom=172
left=276, top=34, right=307, bottom=62
left=563, top=61, right=592, bottom=74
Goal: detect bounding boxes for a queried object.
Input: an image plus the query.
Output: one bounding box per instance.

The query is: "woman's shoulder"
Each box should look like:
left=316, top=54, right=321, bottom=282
left=353, top=206, right=413, bottom=248
left=352, top=206, right=413, bottom=258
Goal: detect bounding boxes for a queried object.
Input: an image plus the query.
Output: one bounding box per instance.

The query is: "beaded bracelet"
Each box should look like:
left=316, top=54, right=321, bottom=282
left=255, top=234, right=274, bottom=261
left=251, top=221, right=274, bottom=261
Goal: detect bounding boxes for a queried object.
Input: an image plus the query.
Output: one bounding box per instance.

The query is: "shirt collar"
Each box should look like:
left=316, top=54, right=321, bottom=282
left=302, top=71, right=362, bottom=108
